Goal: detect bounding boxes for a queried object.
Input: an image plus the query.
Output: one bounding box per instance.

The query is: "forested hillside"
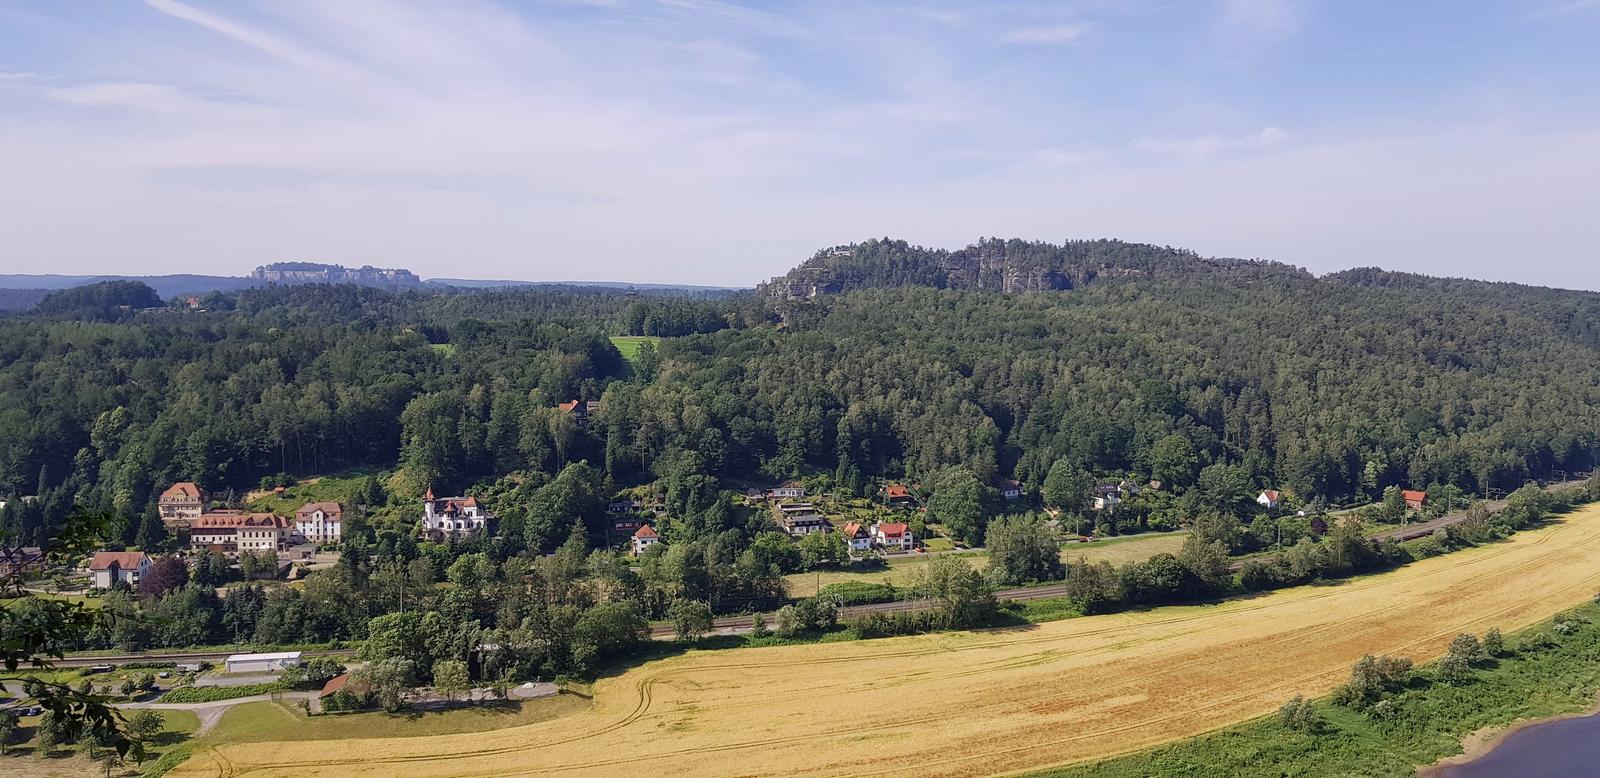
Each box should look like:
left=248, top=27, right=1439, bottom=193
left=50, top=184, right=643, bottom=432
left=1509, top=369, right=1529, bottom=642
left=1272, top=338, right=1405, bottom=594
left=2, top=239, right=1598, bottom=554
left=757, top=237, right=1296, bottom=296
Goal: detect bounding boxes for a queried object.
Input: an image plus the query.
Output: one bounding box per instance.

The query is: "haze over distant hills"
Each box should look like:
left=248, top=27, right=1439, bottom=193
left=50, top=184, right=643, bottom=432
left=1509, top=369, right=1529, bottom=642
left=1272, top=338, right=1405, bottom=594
left=0, top=262, right=740, bottom=310
left=5, top=239, right=1596, bottom=314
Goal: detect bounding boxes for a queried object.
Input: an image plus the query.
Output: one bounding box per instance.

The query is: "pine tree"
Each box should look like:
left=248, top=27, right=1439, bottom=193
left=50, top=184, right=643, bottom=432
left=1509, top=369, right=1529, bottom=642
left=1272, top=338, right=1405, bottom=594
left=135, top=503, right=165, bottom=550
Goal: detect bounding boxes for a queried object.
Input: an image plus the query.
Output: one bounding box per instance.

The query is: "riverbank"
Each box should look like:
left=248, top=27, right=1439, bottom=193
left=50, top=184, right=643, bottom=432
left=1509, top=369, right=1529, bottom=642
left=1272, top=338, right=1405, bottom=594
left=1031, top=599, right=1600, bottom=778
left=1419, top=696, right=1600, bottom=777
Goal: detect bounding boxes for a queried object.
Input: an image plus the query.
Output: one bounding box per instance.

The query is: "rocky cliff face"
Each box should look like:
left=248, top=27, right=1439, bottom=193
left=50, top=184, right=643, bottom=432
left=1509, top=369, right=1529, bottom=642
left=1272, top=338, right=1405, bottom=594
left=250, top=263, right=423, bottom=288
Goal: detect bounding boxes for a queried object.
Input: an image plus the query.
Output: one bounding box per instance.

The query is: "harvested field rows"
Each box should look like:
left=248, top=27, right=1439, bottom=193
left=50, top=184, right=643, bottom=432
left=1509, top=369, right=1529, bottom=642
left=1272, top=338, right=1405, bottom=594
left=175, top=504, right=1600, bottom=778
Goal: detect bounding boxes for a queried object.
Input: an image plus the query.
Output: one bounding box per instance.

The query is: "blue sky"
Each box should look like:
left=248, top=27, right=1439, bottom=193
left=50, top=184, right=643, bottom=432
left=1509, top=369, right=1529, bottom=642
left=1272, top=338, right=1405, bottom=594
left=1, top=1, right=1598, bottom=288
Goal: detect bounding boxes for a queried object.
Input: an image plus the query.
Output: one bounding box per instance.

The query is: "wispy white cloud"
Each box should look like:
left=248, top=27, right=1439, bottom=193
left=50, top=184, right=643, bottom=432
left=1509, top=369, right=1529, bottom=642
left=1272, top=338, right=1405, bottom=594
left=1131, top=126, right=1289, bottom=157
left=0, top=1, right=1596, bottom=290
left=1004, top=23, right=1089, bottom=45
left=1028, top=145, right=1103, bottom=168
left=1216, top=0, right=1303, bottom=40
left=141, top=0, right=363, bottom=80
left=1530, top=0, right=1600, bottom=17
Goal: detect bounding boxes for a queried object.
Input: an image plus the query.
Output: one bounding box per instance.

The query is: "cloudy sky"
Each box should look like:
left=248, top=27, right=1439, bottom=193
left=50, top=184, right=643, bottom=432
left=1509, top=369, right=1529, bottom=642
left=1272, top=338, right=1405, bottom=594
left=1, top=1, right=1598, bottom=288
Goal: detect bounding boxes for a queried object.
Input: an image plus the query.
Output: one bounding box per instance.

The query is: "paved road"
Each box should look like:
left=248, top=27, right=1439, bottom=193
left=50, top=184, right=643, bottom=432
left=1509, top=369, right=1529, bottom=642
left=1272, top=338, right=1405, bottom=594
left=651, top=477, right=1594, bottom=638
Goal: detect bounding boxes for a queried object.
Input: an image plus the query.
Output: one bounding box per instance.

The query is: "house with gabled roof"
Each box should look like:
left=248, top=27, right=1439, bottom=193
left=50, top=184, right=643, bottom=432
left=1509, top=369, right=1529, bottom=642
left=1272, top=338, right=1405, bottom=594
left=1403, top=490, right=1428, bottom=510
left=883, top=483, right=914, bottom=506
left=766, top=480, right=806, bottom=500
left=997, top=479, right=1024, bottom=501
left=159, top=482, right=208, bottom=529
left=1256, top=490, right=1282, bottom=510
left=557, top=400, right=601, bottom=425
left=839, top=522, right=872, bottom=555
left=89, top=551, right=150, bottom=588
left=294, top=502, right=343, bottom=542
left=873, top=522, right=913, bottom=552
left=631, top=524, right=661, bottom=556
left=422, top=488, right=494, bottom=536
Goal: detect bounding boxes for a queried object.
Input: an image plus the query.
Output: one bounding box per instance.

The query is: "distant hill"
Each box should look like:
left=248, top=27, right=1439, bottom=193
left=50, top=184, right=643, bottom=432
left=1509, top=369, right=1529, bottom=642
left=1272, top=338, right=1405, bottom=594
left=0, top=268, right=742, bottom=303
left=757, top=237, right=1302, bottom=298
left=0, top=289, right=53, bottom=312
left=0, top=273, right=257, bottom=300
left=33, top=280, right=163, bottom=321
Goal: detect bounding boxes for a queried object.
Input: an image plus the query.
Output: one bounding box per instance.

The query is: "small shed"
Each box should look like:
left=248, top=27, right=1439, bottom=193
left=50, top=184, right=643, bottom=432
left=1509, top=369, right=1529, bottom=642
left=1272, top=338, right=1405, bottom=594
left=224, top=651, right=303, bottom=674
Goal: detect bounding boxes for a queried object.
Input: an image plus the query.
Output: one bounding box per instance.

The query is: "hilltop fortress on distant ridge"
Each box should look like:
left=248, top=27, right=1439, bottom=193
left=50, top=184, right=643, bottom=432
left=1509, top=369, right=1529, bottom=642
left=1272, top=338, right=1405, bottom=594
left=250, top=262, right=423, bottom=287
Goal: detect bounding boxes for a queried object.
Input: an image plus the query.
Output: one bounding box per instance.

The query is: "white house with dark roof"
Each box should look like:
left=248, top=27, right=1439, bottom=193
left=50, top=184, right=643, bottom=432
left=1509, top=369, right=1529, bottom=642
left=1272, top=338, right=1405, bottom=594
left=422, top=488, right=493, bottom=535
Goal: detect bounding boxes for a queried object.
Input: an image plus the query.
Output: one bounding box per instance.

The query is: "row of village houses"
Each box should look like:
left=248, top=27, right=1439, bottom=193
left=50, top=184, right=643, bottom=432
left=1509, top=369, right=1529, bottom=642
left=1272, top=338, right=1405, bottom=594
left=157, top=482, right=496, bottom=553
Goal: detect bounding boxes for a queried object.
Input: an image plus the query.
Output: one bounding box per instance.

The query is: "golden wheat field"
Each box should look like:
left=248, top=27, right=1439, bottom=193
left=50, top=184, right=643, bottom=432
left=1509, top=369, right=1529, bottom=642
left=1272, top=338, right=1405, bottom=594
left=174, top=504, right=1600, bottom=778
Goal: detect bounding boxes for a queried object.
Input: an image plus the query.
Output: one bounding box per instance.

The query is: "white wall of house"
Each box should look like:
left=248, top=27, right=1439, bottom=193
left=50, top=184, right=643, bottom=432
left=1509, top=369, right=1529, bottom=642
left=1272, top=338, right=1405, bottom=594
left=90, top=562, right=148, bottom=589
left=296, top=510, right=341, bottom=542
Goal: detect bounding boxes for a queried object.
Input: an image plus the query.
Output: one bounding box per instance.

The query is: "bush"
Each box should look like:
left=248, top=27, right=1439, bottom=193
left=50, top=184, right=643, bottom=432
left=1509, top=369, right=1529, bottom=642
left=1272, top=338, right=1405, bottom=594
left=1333, top=654, right=1413, bottom=709
left=1483, top=627, right=1505, bottom=657
left=158, top=681, right=285, bottom=703
left=1277, top=695, right=1322, bottom=733
left=849, top=609, right=942, bottom=639
left=320, top=689, right=371, bottom=712
left=1435, top=652, right=1472, bottom=685
left=1238, top=559, right=1282, bottom=591
left=818, top=581, right=898, bottom=606
left=773, top=597, right=843, bottom=638
left=1447, top=633, right=1484, bottom=665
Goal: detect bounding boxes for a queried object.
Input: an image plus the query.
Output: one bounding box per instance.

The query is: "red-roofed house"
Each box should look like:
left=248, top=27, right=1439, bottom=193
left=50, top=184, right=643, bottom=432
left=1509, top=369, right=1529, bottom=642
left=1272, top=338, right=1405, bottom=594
left=884, top=484, right=914, bottom=506
left=839, top=522, right=872, bottom=555
left=557, top=400, right=601, bottom=425
left=631, top=524, right=661, bottom=556
left=236, top=514, right=296, bottom=552
left=873, top=522, right=913, bottom=552
left=1403, top=490, right=1428, bottom=510
left=159, top=482, right=208, bottom=529
left=1256, top=490, right=1282, bottom=510
left=89, top=551, right=150, bottom=588
left=294, top=502, right=344, bottom=542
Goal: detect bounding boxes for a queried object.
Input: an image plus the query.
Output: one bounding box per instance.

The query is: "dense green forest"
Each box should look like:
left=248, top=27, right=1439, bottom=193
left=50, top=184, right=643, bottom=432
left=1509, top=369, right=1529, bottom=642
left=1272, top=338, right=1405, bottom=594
left=3, top=238, right=1599, bottom=558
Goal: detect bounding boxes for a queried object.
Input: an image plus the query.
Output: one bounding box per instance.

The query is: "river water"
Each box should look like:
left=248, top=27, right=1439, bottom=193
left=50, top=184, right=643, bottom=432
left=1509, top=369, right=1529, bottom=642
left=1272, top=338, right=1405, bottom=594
left=1437, top=711, right=1600, bottom=777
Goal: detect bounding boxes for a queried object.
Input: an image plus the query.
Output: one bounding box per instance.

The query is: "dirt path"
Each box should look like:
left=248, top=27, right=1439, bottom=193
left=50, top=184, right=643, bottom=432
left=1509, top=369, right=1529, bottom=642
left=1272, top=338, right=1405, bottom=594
left=173, top=503, right=1600, bottom=778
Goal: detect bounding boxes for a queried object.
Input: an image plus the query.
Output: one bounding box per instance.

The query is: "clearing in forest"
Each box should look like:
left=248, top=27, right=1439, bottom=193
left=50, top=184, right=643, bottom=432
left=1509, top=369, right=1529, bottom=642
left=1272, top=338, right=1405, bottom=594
left=609, top=335, right=660, bottom=364
left=172, top=504, right=1600, bottom=778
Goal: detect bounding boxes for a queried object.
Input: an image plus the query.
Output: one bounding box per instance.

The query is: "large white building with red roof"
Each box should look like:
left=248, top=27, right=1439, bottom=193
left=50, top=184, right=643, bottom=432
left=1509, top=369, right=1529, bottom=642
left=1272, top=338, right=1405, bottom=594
left=422, top=488, right=493, bottom=535
left=158, top=481, right=208, bottom=528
